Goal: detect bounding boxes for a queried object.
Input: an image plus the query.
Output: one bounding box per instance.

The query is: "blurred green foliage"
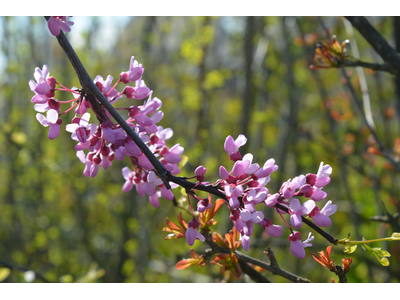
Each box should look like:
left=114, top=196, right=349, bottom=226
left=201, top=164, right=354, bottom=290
left=0, top=16, right=399, bottom=283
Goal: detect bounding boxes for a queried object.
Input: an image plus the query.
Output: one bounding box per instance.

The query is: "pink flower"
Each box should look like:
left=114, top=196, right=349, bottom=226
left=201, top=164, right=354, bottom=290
left=29, top=65, right=56, bottom=104
left=197, top=198, right=212, bottom=213
left=252, top=158, right=278, bottom=180
left=36, top=109, right=61, bottom=140
left=144, top=171, right=163, bottom=197
left=241, top=234, right=251, bottom=251
left=120, top=56, right=144, bottom=84
left=224, top=134, right=247, bottom=161
left=123, top=80, right=150, bottom=100
left=66, top=113, right=97, bottom=149
left=265, top=193, right=279, bottom=207
left=315, top=162, right=332, bottom=188
left=224, top=185, right=243, bottom=208
left=122, top=167, right=135, bottom=192
left=281, top=175, right=306, bottom=200
left=94, top=75, right=121, bottom=103
left=289, top=232, right=314, bottom=259
left=309, top=200, right=337, bottom=227
left=310, top=187, right=327, bottom=201
left=259, top=218, right=283, bottom=237
left=195, top=166, right=207, bottom=182
left=47, top=16, right=74, bottom=36
left=160, top=144, right=184, bottom=164
left=185, top=218, right=205, bottom=246
left=230, top=209, right=244, bottom=232
left=289, top=198, right=315, bottom=229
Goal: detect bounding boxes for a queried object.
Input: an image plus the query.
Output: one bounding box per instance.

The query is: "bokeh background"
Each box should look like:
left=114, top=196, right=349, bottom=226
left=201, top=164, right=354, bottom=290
left=0, top=16, right=399, bottom=283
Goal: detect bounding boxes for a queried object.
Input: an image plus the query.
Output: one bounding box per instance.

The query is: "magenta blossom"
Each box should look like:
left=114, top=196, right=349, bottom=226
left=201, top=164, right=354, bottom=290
left=197, top=198, right=212, bottom=213
left=66, top=113, right=97, bottom=149
left=36, top=109, right=62, bottom=140
left=259, top=218, right=283, bottom=237
left=195, top=166, right=207, bottom=182
left=289, top=198, right=315, bottom=229
left=47, top=16, right=74, bottom=36
left=185, top=218, right=205, bottom=246
left=309, top=200, right=337, bottom=227
left=224, top=134, right=247, bottom=161
left=289, top=232, right=314, bottom=259
left=29, top=65, right=56, bottom=104
left=120, top=56, right=144, bottom=84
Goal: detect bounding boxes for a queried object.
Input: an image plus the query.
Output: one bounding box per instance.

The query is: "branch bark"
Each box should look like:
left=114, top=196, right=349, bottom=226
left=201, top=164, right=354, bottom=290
left=344, top=16, right=400, bottom=77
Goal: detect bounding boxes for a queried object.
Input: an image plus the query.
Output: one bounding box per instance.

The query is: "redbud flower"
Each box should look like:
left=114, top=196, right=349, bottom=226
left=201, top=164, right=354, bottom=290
left=120, top=56, right=144, bottom=84
left=289, top=231, right=314, bottom=259
left=29, top=65, right=56, bottom=104
left=197, top=198, right=212, bottom=213
left=195, top=166, right=207, bottom=182
left=160, top=144, right=184, bottom=164
left=185, top=218, right=205, bottom=246
left=310, top=187, right=327, bottom=201
left=47, top=16, right=74, bottom=36
left=66, top=113, right=97, bottom=149
left=259, top=218, right=283, bottom=237
left=315, top=162, right=332, bottom=188
left=281, top=175, right=306, bottom=199
left=308, top=200, right=337, bottom=227
left=36, top=109, right=61, bottom=140
left=265, top=193, right=279, bottom=207
left=121, top=167, right=135, bottom=192
left=289, top=198, right=315, bottom=228
left=224, top=185, right=243, bottom=208
left=230, top=209, right=244, bottom=232
left=126, top=80, right=150, bottom=100
left=241, top=234, right=251, bottom=251
left=252, top=158, right=278, bottom=180
left=224, top=134, right=247, bottom=161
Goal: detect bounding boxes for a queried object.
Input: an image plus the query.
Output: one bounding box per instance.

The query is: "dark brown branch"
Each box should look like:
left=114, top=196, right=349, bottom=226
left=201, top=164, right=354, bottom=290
left=338, top=59, right=392, bottom=73
left=237, top=260, right=271, bottom=283
left=0, top=259, right=51, bottom=283
left=344, top=16, right=400, bottom=77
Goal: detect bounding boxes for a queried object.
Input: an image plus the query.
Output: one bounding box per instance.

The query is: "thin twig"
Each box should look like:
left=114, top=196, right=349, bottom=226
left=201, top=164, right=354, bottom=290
left=338, top=59, right=392, bottom=74
left=204, top=241, right=311, bottom=283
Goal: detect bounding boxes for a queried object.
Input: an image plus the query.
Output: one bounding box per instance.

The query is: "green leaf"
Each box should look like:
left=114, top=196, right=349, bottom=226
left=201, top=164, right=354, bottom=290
left=379, top=258, right=390, bottom=267
left=0, top=268, right=11, bottom=282
left=372, top=248, right=391, bottom=258
left=344, top=244, right=357, bottom=254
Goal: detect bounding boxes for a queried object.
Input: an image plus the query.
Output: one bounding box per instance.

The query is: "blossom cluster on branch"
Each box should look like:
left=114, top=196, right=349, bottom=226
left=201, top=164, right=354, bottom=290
left=28, top=17, right=343, bottom=280
left=29, top=56, right=183, bottom=208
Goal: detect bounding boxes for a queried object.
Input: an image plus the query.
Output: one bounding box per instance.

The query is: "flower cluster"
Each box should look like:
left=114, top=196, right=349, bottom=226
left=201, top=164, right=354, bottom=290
left=174, top=135, right=337, bottom=259
left=29, top=56, right=183, bottom=208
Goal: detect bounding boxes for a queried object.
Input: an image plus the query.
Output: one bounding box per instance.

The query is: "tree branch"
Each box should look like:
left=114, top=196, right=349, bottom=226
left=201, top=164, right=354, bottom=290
left=204, top=238, right=312, bottom=283
left=338, top=59, right=392, bottom=74
left=344, top=16, right=400, bottom=77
